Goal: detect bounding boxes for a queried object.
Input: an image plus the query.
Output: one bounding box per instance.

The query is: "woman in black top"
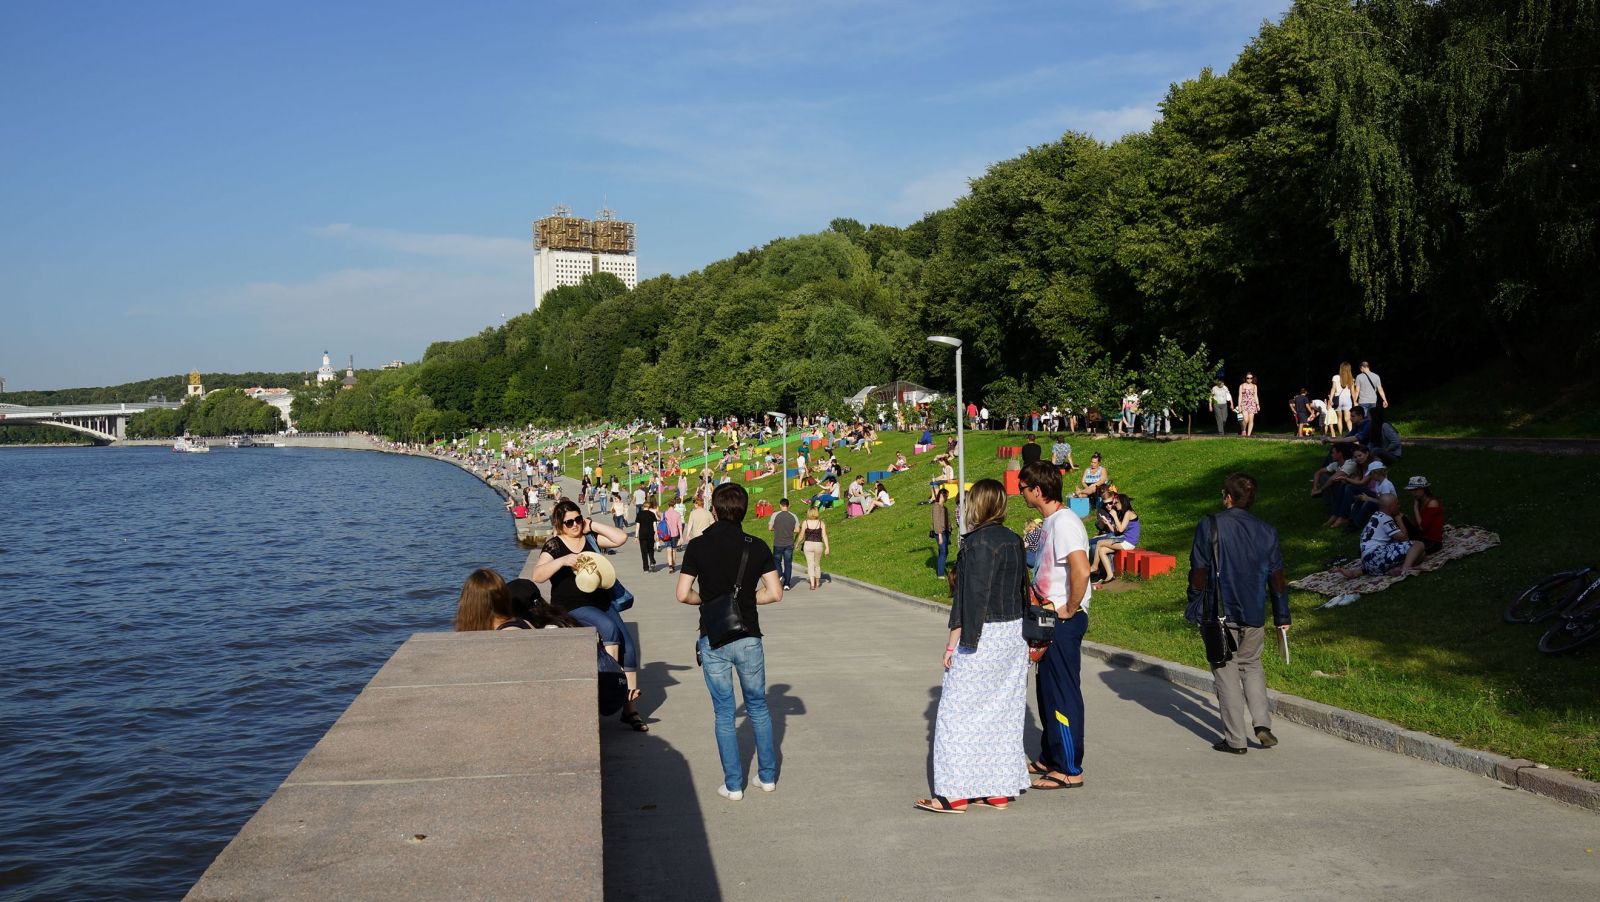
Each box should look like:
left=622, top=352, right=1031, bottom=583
left=528, top=499, right=647, bottom=730
left=635, top=499, right=659, bottom=572
left=916, top=479, right=1031, bottom=814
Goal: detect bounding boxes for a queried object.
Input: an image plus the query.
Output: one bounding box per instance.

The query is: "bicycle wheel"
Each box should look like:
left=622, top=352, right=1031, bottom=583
left=1538, top=582, right=1600, bottom=655
left=1504, top=570, right=1594, bottom=624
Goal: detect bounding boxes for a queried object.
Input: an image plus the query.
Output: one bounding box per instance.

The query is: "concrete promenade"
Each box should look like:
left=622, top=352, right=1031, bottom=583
left=600, top=559, right=1600, bottom=901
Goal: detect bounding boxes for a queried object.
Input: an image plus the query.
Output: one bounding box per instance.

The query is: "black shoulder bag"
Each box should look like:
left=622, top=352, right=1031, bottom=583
left=700, top=537, right=754, bottom=649
left=1197, top=515, right=1238, bottom=668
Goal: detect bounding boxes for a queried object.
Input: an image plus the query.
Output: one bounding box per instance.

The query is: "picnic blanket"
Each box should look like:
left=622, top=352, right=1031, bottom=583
left=1290, top=524, right=1500, bottom=597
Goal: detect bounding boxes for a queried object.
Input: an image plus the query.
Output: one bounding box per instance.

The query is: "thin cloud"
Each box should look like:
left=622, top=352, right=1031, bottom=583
left=309, top=223, right=528, bottom=264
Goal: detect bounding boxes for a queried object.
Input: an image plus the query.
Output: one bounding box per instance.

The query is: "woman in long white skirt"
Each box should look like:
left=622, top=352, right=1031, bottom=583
left=916, top=480, right=1032, bottom=813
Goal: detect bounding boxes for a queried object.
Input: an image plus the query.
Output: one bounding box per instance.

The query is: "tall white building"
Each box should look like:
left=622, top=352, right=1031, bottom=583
left=532, top=205, right=637, bottom=308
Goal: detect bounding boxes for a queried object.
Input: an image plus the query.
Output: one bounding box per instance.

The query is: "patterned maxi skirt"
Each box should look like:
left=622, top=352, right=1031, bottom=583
left=932, top=618, right=1031, bottom=800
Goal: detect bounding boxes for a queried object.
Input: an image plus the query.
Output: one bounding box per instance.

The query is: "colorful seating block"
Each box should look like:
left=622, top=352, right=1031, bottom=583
left=1067, top=497, right=1091, bottom=517
left=1137, top=553, right=1178, bottom=579
left=787, top=468, right=801, bottom=478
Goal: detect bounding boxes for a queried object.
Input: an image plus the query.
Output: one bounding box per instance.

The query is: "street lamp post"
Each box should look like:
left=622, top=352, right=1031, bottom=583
left=927, top=336, right=966, bottom=533
left=766, top=411, right=787, bottom=500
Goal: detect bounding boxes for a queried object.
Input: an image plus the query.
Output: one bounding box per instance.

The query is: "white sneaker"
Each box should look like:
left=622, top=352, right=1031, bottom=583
left=755, top=780, right=776, bottom=792
left=717, top=785, right=744, bottom=801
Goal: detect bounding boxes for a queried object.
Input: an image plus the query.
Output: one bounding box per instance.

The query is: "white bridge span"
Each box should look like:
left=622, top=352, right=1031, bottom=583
left=0, top=401, right=185, bottom=443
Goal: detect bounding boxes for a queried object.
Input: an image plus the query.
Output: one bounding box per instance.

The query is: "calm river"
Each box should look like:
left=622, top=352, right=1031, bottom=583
left=0, top=446, right=524, bottom=900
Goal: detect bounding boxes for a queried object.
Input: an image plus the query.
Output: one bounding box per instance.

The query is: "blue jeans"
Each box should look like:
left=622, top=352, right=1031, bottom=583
left=567, top=605, right=639, bottom=672
left=773, top=545, right=794, bottom=588
left=935, top=531, right=950, bottom=576
left=699, top=635, right=777, bottom=791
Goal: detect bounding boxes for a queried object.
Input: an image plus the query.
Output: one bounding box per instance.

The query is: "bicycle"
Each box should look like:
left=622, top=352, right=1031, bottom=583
left=1502, top=567, right=1597, bottom=624
left=1538, top=577, right=1600, bottom=655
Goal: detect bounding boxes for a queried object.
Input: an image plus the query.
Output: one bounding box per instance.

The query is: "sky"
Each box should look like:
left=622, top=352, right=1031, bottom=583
left=0, top=0, right=1291, bottom=391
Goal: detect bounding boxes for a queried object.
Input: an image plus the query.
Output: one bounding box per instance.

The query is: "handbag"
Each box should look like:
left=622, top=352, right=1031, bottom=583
left=586, top=535, right=634, bottom=612
left=1192, top=515, right=1237, bottom=668
left=699, top=537, right=753, bottom=648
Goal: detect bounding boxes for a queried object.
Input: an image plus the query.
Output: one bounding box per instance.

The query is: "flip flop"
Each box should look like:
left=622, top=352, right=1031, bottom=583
left=913, top=796, right=967, bottom=814
left=1026, top=760, right=1052, bottom=776
left=1030, top=773, right=1084, bottom=790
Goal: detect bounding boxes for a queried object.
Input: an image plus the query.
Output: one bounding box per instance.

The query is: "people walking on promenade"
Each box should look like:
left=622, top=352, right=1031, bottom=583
left=676, top=484, right=784, bottom=800
left=1209, top=380, right=1233, bottom=435
left=660, top=500, right=683, bottom=574
left=683, top=494, right=713, bottom=547
left=1237, top=373, right=1260, bottom=436
left=635, top=498, right=659, bottom=572
left=1186, top=473, right=1291, bottom=754
left=1331, top=362, right=1355, bottom=432
left=1355, top=360, right=1390, bottom=417
left=525, top=500, right=647, bottom=731
left=801, top=506, right=830, bottom=590
left=768, top=497, right=799, bottom=590
left=915, top=480, right=1031, bottom=814
left=1018, top=460, right=1091, bottom=790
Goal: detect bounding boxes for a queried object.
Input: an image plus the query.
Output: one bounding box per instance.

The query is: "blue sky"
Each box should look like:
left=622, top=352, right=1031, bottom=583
left=0, top=0, right=1290, bottom=390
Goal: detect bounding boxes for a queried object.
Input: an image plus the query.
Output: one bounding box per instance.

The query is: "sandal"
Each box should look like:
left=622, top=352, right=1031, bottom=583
left=913, top=795, right=967, bottom=814
left=621, top=711, right=650, bottom=732
left=1027, top=760, right=1051, bottom=776
left=1030, top=773, right=1084, bottom=790
left=978, top=796, right=1011, bottom=810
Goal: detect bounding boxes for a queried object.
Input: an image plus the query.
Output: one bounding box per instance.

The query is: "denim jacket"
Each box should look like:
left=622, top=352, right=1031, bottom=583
left=949, top=522, right=1028, bottom=649
left=1185, top=508, right=1291, bottom=628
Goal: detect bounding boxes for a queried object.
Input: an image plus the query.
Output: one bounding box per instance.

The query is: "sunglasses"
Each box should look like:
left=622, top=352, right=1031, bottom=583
left=562, top=517, right=583, bottom=527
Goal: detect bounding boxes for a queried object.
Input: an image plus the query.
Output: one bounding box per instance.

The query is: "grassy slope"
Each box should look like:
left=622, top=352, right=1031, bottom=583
left=1389, top=361, right=1600, bottom=438
left=487, top=423, right=1599, bottom=776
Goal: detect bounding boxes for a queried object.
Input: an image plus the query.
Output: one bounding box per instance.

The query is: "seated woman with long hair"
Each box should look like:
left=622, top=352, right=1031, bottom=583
left=1089, top=492, right=1140, bottom=586
left=454, top=568, right=530, bottom=631
left=526, top=499, right=647, bottom=731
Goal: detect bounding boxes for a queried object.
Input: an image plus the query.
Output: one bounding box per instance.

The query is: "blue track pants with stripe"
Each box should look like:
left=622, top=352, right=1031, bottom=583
left=1036, top=610, right=1088, bottom=776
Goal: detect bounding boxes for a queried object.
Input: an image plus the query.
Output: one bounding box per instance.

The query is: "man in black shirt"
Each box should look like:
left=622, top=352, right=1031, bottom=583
left=676, top=483, right=783, bottom=801
left=1020, top=434, right=1043, bottom=467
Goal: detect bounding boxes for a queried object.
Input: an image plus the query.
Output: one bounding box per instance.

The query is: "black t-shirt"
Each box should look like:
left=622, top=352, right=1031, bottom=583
left=636, top=508, right=658, bottom=545
left=1020, top=441, right=1042, bottom=466
left=680, top=521, right=776, bottom=640
left=542, top=537, right=608, bottom=613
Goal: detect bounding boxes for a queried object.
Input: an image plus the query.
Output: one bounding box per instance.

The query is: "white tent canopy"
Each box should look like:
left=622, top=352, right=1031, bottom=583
left=845, top=381, right=940, bottom=409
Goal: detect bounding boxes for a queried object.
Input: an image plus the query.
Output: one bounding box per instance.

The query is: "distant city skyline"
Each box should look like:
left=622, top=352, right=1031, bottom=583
left=1, top=1, right=1290, bottom=390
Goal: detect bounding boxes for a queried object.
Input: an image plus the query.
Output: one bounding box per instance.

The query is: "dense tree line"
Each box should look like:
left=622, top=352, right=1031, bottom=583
left=0, top=371, right=307, bottom=407
left=125, top=389, right=284, bottom=438
left=27, top=2, right=1600, bottom=441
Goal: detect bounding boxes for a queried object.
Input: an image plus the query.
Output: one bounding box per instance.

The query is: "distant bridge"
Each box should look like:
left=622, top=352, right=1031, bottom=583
left=0, top=401, right=185, bottom=443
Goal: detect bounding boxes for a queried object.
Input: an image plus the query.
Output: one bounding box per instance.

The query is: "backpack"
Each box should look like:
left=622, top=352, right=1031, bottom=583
left=657, top=518, right=673, bottom=542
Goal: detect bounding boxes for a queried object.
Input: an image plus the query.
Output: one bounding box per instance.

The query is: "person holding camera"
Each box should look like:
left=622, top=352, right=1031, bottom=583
left=1186, top=473, right=1291, bottom=754
left=676, top=484, right=784, bottom=801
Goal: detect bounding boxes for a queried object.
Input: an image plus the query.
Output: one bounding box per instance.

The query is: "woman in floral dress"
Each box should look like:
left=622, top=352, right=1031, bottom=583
left=1237, top=373, right=1261, bottom=436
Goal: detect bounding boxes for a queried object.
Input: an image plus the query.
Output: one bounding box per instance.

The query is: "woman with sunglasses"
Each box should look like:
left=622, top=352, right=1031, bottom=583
left=1237, top=373, right=1261, bottom=437
left=527, top=498, right=648, bottom=731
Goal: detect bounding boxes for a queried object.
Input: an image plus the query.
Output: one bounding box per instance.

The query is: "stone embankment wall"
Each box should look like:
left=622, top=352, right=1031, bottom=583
left=186, top=630, right=603, bottom=901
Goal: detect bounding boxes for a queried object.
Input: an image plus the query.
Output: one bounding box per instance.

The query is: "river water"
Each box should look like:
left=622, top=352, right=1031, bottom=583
left=0, top=446, right=525, bottom=900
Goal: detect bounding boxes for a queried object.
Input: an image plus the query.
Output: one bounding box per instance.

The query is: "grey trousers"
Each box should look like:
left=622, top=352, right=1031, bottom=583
left=1211, top=625, right=1271, bottom=748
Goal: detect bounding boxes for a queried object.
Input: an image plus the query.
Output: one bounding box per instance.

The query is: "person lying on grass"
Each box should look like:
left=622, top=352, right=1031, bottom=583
left=1337, top=493, right=1425, bottom=579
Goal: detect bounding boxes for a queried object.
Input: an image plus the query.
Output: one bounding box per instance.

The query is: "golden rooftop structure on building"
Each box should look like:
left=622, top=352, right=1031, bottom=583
left=532, top=205, right=638, bottom=308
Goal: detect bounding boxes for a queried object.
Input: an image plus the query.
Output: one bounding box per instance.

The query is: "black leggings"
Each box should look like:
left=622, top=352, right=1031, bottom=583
left=639, top=536, right=656, bottom=569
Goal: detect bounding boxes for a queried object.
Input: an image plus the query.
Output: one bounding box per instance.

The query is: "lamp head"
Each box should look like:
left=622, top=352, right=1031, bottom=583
left=926, top=335, right=962, bottom=349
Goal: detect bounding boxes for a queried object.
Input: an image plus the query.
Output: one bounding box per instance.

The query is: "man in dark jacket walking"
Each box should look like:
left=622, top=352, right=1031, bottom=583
left=1186, top=473, right=1292, bottom=754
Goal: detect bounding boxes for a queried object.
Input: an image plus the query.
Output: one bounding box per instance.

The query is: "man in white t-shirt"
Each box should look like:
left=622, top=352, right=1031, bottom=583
left=1019, top=461, right=1092, bottom=790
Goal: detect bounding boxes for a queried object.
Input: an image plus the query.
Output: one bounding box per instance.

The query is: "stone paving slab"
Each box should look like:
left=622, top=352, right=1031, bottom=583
left=188, top=630, right=602, bottom=901
left=600, top=561, right=1600, bottom=902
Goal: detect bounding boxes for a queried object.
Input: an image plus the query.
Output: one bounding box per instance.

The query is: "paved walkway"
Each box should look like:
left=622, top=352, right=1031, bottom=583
left=590, top=552, right=1599, bottom=902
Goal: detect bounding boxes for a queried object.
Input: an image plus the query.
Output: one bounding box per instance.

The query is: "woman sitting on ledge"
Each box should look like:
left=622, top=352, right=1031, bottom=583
left=453, top=568, right=528, bottom=631
left=889, top=451, right=911, bottom=472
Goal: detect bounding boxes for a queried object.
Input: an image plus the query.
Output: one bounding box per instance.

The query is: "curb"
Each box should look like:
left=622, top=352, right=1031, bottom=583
left=833, top=572, right=1600, bottom=813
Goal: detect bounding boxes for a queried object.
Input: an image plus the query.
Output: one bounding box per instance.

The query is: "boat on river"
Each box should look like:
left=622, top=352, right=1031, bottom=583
left=227, top=435, right=256, bottom=449
left=173, top=437, right=210, bottom=453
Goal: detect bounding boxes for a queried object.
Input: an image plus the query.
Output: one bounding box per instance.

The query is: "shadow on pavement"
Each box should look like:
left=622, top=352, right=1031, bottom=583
left=737, top=681, right=805, bottom=778
left=601, top=660, right=720, bottom=902
left=1098, top=667, right=1223, bottom=743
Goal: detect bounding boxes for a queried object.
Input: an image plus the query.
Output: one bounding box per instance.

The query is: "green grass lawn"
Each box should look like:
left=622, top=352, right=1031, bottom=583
left=747, top=426, right=1599, bottom=777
